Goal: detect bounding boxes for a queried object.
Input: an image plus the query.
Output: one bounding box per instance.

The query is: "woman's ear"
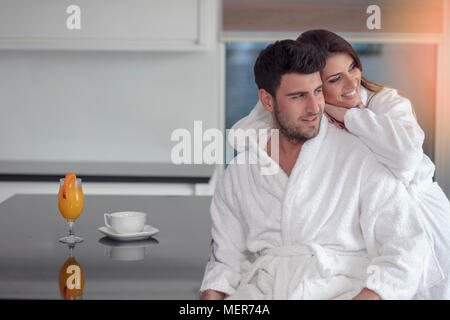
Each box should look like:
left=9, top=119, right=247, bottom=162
left=258, top=89, right=275, bottom=113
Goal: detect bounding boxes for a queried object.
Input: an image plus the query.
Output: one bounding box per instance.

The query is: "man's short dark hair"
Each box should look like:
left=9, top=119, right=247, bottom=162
left=254, top=39, right=326, bottom=97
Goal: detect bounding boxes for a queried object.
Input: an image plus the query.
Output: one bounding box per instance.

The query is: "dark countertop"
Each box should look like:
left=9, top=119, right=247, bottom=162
left=0, top=160, right=215, bottom=183
left=0, top=193, right=213, bottom=299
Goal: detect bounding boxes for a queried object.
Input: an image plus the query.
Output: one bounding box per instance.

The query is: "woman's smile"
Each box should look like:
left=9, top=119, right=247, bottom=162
left=342, top=88, right=357, bottom=98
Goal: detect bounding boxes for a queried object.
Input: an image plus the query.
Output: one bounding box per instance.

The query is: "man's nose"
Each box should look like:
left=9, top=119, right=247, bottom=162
left=306, top=95, right=321, bottom=114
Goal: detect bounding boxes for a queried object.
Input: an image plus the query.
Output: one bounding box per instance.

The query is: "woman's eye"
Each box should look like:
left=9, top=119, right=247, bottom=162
left=329, top=76, right=340, bottom=83
left=349, top=63, right=356, bottom=71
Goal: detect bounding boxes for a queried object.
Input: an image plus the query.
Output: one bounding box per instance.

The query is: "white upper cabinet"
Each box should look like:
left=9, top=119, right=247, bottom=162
left=0, top=0, right=218, bottom=51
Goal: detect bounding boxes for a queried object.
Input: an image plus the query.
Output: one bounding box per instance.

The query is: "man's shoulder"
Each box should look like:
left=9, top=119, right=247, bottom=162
left=325, top=122, right=397, bottom=177
left=325, top=122, right=374, bottom=158
left=329, top=124, right=406, bottom=190
left=221, top=151, right=252, bottom=181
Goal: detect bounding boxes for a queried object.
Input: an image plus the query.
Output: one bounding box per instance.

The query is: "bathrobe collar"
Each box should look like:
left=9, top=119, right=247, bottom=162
left=360, top=85, right=378, bottom=109
left=280, top=116, right=328, bottom=244
left=245, top=114, right=329, bottom=182
left=360, top=85, right=369, bottom=107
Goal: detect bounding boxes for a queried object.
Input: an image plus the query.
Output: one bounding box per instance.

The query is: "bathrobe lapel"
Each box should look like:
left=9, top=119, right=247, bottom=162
left=244, top=128, right=289, bottom=206
left=244, top=116, right=329, bottom=246
left=280, top=117, right=328, bottom=245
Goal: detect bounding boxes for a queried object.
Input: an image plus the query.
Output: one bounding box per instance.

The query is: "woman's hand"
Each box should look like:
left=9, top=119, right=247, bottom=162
left=324, top=112, right=346, bottom=130
left=324, top=103, right=349, bottom=123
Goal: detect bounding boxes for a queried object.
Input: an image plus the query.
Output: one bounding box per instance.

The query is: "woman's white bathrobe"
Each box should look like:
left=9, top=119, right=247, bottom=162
left=346, top=87, right=450, bottom=299
left=200, top=117, right=428, bottom=300
left=219, top=86, right=450, bottom=299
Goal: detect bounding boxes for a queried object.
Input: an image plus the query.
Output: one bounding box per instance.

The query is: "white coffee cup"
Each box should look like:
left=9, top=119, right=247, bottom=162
left=104, top=211, right=146, bottom=234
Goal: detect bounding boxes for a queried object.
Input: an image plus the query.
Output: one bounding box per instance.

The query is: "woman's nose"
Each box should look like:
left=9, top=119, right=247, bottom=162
left=343, top=74, right=356, bottom=89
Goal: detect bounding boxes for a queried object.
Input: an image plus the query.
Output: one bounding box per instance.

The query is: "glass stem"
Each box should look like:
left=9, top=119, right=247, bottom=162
left=68, top=219, right=75, bottom=237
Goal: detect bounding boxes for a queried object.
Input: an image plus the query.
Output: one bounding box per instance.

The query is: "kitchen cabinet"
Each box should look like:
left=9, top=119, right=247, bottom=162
left=0, top=0, right=218, bottom=51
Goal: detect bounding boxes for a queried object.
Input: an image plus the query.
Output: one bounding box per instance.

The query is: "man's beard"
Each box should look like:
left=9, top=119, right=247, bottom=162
left=273, top=102, right=322, bottom=143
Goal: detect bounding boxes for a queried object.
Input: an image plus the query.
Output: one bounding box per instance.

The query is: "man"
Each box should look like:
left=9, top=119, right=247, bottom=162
left=200, top=40, right=426, bottom=300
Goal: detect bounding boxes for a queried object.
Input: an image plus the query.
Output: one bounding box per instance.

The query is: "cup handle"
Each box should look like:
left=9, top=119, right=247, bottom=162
left=104, top=213, right=112, bottom=229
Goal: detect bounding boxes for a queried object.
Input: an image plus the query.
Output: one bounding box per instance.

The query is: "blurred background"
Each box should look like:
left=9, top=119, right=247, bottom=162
left=0, top=0, right=449, bottom=197
left=226, top=42, right=436, bottom=160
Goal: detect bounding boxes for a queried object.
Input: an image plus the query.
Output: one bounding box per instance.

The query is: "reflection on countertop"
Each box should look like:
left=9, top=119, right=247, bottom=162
left=58, top=243, right=84, bottom=300
left=99, top=237, right=159, bottom=262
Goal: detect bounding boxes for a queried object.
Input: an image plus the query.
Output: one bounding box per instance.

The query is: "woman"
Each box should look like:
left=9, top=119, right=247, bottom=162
left=232, top=29, right=450, bottom=299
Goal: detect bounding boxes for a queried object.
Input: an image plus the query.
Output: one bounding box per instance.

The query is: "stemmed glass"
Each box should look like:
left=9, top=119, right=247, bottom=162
left=58, top=174, right=84, bottom=244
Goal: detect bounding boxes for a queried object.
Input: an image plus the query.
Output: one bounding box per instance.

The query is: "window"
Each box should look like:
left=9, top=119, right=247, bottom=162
left=226, top=42, right=436, bottom=160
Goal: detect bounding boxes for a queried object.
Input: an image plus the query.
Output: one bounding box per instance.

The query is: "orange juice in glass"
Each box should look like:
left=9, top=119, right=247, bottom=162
left=58, top=173, right=84, bottom=243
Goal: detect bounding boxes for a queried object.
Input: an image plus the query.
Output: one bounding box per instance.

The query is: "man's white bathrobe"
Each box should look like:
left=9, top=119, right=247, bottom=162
left=200, top=117, right=428, bottom=300
left=230, top=86, right=450, bottom=299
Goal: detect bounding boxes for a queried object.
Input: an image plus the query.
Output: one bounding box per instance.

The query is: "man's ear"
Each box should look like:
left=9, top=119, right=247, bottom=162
left=258, top=89, right=275, bottom=113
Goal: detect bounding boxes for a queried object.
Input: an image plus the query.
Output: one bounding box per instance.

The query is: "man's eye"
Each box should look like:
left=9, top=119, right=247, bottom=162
left=315, top=88, right=322, bottom=94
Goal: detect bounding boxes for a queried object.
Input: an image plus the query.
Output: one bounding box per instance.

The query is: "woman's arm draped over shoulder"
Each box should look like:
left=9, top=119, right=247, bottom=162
left=344, top=88, right=425, bottom=182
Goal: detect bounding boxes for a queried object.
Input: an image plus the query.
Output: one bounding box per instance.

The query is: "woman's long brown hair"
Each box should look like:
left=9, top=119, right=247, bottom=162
left=296, top=29, right=417, bottom=118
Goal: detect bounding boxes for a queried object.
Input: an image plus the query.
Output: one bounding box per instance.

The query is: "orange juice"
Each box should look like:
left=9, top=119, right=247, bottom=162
left=58, top=185, right=84, bottom=220
left=58, top=256, right=85, bottom=300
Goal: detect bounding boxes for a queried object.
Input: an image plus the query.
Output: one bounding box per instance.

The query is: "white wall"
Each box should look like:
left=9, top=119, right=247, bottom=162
left=0, top=0, right=222, bottom=166
left=0, top=48, right=221, bottom=163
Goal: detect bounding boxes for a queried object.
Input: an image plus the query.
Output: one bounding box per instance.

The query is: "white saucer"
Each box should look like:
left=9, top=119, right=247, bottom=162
left=98, top=224, right=159, bottom=241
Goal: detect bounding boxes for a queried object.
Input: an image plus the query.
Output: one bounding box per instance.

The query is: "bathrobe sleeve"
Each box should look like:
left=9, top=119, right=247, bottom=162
left=200, top=166, right=249, bottom=296
left=359, top=159, right=427, bottom=300
left=344, top=88, right=425, bottom=183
